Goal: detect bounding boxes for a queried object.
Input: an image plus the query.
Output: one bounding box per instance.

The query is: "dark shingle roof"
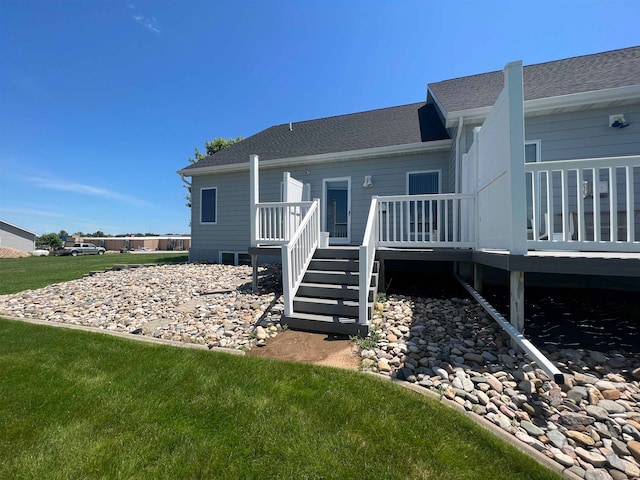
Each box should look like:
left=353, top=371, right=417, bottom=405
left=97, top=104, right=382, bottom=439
left=181, top=103, right=449, bottom=171
left=429, top=46, right=640, bottom=114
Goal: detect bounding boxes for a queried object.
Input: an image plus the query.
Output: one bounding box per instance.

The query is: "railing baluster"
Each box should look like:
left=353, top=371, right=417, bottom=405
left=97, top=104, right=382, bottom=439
left=626, top=166, right=634, bottom=242
left=561, top=169, right=569, bottom=241
left=593, top=168, right=601, bottom=242
left=609, top=167, right=618, bottom=241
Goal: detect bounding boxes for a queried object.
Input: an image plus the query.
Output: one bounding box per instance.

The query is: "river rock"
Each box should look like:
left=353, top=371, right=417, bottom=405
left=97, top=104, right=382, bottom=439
left=575, top=447, right=607, bottom=467
left=598, top=400, right=626, bottom=414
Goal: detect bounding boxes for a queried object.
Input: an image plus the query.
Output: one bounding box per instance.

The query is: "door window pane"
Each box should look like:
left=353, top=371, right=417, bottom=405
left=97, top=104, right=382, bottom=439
left=326, top=181, right=348, bottom=238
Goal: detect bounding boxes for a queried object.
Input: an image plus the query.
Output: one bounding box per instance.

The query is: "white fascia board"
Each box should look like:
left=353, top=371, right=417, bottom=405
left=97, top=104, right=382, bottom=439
left=444, top=85, right=640, bottom=128
left=177, top=139, right=453, bottom=177
left=0, top=220, right=37, bottom=237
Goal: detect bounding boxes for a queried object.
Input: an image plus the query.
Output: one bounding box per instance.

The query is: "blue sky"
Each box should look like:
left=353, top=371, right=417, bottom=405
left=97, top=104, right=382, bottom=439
left=1, top=0, right=639, bottom=236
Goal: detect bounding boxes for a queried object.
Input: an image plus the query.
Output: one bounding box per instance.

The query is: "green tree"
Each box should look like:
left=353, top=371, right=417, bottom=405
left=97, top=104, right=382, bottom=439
left=184, top=137, right=243, bottom=207
left=36, top=233, right=62, bottom=249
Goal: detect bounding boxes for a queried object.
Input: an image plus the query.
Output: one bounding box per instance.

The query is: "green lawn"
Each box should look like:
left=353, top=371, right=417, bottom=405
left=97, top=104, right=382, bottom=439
left=0, top=253, right=188, bottom=294
left=0, top=319, right=560, bottom=480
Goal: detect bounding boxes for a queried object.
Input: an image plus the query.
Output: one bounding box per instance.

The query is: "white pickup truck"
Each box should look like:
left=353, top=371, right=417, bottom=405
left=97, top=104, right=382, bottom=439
left=58, top=243, right=106, bottom=256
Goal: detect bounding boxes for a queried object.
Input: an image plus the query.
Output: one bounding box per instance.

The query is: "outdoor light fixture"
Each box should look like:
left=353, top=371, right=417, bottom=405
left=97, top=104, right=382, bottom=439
left=363, top=175, right=373, bottom=188
left=610, top=114, right=629, bottom=128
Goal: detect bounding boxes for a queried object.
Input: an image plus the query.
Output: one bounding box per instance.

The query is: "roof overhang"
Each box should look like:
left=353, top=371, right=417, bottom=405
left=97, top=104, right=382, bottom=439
left=0, top=220, right=37, bottom=237
left=177, top=139, right=453, bottom=177
left=438, top=84, right=640, bottom=128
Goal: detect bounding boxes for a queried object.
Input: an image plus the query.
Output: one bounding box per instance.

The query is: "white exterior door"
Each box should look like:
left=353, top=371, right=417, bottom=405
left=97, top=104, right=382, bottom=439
left=323, top=177, right=351, bottom=244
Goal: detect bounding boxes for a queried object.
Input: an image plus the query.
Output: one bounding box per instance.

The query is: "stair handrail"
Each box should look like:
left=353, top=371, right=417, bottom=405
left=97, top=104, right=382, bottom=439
left=282, top=199, right=321, bottom=317
left=359, top=196, right=379, bottom=325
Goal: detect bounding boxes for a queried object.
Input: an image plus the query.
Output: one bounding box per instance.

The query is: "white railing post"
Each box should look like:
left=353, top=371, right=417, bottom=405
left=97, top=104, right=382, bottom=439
left=360, top=197, right=379, bottom=325
left=250, top=155, right=259, bottom=247
left=281, top=244, right=293, bottom=317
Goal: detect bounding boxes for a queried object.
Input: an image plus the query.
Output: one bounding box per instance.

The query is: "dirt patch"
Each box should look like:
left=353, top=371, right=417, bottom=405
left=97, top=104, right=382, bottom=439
left=0, top=247, right=30, bottom=258
left=246, top=330, right=360, bottom=370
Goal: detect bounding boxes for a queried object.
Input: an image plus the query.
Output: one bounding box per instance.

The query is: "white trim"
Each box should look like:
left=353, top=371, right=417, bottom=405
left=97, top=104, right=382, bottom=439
left=200, top=187, right=218, bottom=225
left=178, top=139, right=453, bottom=177
left=322, top=177, right=351, bottom=245
left=441, top=84, right=640, bottom=128
left=406, top=170, right=442, bottom=194
left=0, top=220, right=37, bottom=237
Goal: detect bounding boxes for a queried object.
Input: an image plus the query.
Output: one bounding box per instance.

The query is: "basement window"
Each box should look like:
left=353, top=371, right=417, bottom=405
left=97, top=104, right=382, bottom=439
left=219, top=252, right=252, bottom=266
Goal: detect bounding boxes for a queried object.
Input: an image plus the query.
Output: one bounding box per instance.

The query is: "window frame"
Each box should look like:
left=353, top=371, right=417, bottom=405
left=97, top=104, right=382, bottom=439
left=200, top=187, right=218, bottom=225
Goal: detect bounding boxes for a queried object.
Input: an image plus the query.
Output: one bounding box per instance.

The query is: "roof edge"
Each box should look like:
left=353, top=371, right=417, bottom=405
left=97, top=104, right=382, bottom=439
left=178, top=139, right=453, bottom=177
left=442, top=84, right=640, bottom=128
left=0, top=220, right=37, bottom=237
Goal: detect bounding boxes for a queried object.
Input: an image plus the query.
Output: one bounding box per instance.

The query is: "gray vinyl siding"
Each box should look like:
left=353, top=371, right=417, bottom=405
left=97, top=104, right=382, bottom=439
left=526, top=104, right=640, bottom=239
left=0, top=222, right=36, bottom=253
left=189, top=150, right=449, bottom=262
left=525, top=103, right=640, bottom=161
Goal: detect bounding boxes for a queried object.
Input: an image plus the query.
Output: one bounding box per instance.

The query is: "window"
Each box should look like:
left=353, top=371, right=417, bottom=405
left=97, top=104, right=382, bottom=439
left=407, top=171, right=440, bottom=195
left=219, top=252, right=251, bottom=266
left=201, top=188, right=217, bottom=224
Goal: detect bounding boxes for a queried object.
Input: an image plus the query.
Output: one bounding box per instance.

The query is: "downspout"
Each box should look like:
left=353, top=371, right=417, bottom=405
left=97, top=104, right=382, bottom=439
left=454, top=116, right=464, bottom=193
left=180, top=173, right=192, bottom=188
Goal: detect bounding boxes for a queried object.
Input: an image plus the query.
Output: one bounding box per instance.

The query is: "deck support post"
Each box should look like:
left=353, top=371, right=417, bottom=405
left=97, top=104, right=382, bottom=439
left=379, top=259, right=385, bottom=294
left=509, top=270, right=525, bottom=350
left=251, top=254, right=259, bottom=293
left=473, top=264, right=483, bottom=294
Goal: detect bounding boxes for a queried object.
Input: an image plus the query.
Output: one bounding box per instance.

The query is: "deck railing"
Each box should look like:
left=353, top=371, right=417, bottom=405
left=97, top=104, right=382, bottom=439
left=281, top=200, right=320, bottom=317
left=359, top=197, right=379, bottom=325
left=376, top=194, right=476, bottom=248
left=526, top=156, right=640, bottom=252
left=254, top=201, right=314, bottom=245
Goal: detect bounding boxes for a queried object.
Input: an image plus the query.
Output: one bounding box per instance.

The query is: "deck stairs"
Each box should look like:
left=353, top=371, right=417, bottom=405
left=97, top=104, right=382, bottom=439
left=283, top=247, right=378, bottom=336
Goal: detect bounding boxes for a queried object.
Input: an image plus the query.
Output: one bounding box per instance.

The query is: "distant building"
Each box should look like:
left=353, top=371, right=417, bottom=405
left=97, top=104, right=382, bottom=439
left=80, top=235, right=191, bottom=252
left=0, top=220, right=37, bottom=253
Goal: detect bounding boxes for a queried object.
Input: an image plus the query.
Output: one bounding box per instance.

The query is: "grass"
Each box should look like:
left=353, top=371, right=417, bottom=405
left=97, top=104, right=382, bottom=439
left=0, top=319, right=561, bottom=480
left=0, top=252, right=188, bottom=295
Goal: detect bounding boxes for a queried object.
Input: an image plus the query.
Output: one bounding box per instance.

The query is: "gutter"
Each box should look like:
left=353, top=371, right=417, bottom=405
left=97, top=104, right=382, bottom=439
left=177, top=139, right=453, bottom=177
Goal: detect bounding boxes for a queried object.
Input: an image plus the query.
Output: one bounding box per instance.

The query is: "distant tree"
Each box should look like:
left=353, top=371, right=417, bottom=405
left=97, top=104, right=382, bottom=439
left=184, top=137, right=243, bottom=207
left=36, top=233, right=62, bottom=249
left=90, top=231, right=105, bottom=237
left=58, top=230, right=69, bottom=238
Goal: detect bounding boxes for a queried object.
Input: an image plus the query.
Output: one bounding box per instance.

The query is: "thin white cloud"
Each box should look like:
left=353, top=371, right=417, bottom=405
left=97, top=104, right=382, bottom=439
left=0, top=205, right=65, bottom=219
left=15, top=174, right=153, bottom=208
left=133, top=14, right=161, bottom=34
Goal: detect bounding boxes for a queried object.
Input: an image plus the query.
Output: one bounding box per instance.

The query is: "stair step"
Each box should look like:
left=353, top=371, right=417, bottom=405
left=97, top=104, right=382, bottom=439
left=308, top=258, right=359, bottom=272
left=313, top=248, right=359, bottom=260
left=293, top=296, right=374, bottom=318
left=297, top=282, right=374, bottom=301
left=282, top=312, right=369, bottom=336
left=303, top=270, right=360, bottom=286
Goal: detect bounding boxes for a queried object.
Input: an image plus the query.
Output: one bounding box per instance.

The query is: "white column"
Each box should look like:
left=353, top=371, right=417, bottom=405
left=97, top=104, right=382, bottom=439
left=250, top=155, right=259, bottom=247
left=504, top=61, right=527, bottom=255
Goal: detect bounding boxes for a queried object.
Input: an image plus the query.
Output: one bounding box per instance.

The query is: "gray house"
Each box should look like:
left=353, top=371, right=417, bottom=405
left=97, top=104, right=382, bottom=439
left=0, top=220, right=37, bottom=253
left=178, top=46, right=640, bottom=336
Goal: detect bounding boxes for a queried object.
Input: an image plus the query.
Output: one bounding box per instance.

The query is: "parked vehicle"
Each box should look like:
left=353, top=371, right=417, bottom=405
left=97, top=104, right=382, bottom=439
left=31, top=249, right=50, bottom=256
left=56, top=243, right=105, bottom=256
